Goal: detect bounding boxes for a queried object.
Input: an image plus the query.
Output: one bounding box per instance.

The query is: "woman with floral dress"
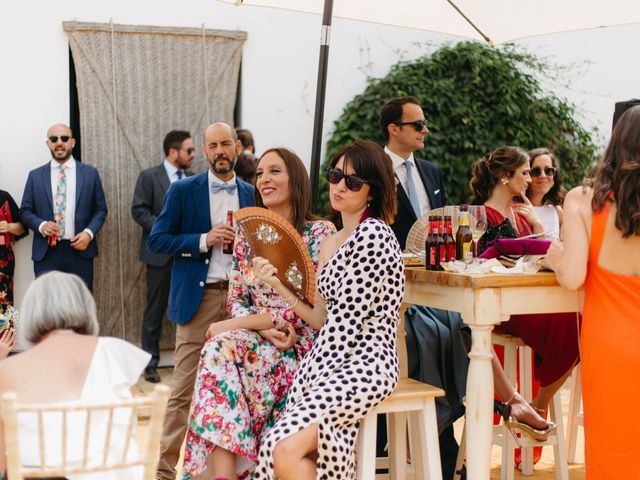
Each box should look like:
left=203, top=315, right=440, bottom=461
left=181, top=148, right=335, bottom=480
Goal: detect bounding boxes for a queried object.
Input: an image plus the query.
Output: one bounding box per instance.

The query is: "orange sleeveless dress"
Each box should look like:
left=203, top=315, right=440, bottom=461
left=582, top=202, right=640, bottom=478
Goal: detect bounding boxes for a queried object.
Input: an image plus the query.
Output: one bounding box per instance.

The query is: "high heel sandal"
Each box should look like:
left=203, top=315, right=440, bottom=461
left=494, top=398, right=558, bottom=444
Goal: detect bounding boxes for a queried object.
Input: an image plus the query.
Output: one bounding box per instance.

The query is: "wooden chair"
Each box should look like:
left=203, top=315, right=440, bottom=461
left=356, top=304, right=445, bottom=480
left=1, top=384, right=170, bottom=480
left=565, top=364, right=584, bottom=464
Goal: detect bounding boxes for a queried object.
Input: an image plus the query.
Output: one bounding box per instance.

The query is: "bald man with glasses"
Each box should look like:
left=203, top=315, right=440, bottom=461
left=20, top=124, right=107, bottom=291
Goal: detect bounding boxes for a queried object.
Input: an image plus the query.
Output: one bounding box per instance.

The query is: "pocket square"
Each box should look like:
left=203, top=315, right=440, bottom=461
left=434, top=189, right=440, bottom=195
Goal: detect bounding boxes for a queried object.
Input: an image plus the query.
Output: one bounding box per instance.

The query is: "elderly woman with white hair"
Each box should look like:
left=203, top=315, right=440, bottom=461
left=0, top=271, right=150, bottom=478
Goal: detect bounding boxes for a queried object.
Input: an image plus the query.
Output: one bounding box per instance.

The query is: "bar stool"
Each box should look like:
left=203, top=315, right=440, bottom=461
left=453, top=334, right=569, bottom=480
left=357, top=303, right=445, bottom=480
left=565, top=364, right=584, bottom=464
left=356, top=377, right=444, bottom=480
left=491, top=333, right=569, bottom=480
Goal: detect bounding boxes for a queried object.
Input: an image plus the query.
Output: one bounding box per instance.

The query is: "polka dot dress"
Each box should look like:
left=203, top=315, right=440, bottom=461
left=253, top=218, right=405, bottom=479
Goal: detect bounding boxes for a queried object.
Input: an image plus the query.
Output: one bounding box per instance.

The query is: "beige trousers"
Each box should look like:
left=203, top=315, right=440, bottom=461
left=156, top=287, right=228, bottom=480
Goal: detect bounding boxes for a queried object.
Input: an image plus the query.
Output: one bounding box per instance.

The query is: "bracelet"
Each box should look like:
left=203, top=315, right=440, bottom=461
left=283, top=294, right=299, bottom=308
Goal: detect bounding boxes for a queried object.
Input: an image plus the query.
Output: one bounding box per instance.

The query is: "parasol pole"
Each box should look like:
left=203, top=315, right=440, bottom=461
left=310, top=0, right=334, bottom=212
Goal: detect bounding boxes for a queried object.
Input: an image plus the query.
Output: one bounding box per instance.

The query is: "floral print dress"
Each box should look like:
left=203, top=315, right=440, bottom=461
left=182, top=219, right=335, bottom=479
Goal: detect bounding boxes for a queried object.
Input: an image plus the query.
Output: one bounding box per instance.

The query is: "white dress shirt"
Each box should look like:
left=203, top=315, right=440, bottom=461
left=385, top=146, right=431, bottom=214
left=198, top=171, right=240, bottom=283
left=38, top=158, right=93, bottom=240
left=163, top=159, right=184, bottom=184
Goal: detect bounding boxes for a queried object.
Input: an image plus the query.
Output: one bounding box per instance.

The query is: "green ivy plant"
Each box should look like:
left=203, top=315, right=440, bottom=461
left=318, top=41, right=599, bottom=215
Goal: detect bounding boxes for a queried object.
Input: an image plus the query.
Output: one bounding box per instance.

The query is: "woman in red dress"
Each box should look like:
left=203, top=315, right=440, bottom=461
left=469, top=146, right=580, bottom=436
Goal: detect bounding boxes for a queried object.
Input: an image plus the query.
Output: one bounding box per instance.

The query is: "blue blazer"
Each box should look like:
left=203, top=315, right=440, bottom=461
left=147, top=172, right=255, bottom=325
left=19, top=161, right=108, bottom=261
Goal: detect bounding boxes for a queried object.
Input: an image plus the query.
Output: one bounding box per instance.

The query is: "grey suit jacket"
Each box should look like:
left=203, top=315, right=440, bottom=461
left=131, top=163, right=192, bottom=266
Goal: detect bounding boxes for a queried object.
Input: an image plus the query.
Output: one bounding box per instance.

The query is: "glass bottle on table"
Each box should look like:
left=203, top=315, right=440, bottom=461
left=444, top=214, right=456, bottom=262
left=426, top=215, right=442, bottom=271
left=456, top=206, right=473, bottom=263
left=435, top=215, right=446, bottom=270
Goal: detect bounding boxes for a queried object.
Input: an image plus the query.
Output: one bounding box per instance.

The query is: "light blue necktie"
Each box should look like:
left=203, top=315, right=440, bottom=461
left=403, top=160, right=421, bottom=217
left=211, top=182, right=237, bottom=194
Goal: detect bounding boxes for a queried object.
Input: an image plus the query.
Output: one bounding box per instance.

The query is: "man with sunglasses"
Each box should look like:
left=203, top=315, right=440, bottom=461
left=132, top=130, right=195, bottom=383
left=381, top=98, right=464, bottom=479
left=19, top=124, right=107, bottom=291
left=380, top=96, right=446, bottom=249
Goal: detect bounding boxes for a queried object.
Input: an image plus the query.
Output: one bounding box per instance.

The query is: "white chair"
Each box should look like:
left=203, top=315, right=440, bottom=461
left=357, top=302, right=445, bottom=480
left=1, top=384, right=170, bottom=480
left=491, top=333, right=569, bottom=480
left=565, top=364, right=584, bottom=464
left=357, top=377, right=444, bottom=480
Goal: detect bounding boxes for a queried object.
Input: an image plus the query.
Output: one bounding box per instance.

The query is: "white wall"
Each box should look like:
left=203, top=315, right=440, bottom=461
left=2, top=0, right=639, bottom=309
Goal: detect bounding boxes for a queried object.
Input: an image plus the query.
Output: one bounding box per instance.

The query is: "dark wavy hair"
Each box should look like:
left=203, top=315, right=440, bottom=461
left=591, top=105, right=640, bottom=237
left=469, top=146, right=529, bottom=204
left=526, top=148, right=567, bottom=206
left=329, top=140, right=397, bottom=224
left=255, top=148, right=317, bottom=234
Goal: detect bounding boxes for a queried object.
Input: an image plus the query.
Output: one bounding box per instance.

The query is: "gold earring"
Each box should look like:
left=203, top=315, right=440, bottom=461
left=501, top=177, right=509, bottom=186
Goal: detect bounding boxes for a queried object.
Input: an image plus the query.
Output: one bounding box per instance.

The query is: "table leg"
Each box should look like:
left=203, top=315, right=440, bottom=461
left=465, top=324, right=495, bottom=480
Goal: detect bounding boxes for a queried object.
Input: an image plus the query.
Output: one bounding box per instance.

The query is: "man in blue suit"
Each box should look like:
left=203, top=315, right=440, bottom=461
left=19, top=124, right=107, bottom=291
left=380, top=97, right=464, bottom=480
left=381, top=96, right=446, bottom=249
left=148, top=121, right=255, bottom=480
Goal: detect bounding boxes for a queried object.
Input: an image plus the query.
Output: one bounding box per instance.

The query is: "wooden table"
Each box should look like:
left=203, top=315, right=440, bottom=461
left=403, top=267, right=582, bottom=480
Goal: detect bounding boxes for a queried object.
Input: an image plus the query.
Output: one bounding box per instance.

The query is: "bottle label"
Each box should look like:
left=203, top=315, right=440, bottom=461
left=463, top=242, right=473, bottom=263
left=429, top=247, right=437, bottom=268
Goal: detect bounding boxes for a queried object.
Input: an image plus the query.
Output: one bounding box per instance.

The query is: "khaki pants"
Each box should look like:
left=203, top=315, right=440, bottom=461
left=156, top=287, right=228, bottom=480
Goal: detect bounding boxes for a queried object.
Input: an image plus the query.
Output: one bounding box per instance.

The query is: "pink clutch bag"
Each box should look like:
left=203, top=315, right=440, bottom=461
left=479, top=238, right=551, bottom=260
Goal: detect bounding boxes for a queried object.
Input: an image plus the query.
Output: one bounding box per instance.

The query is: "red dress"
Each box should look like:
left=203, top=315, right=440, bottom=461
left=486, top=206, right=580, bottom=387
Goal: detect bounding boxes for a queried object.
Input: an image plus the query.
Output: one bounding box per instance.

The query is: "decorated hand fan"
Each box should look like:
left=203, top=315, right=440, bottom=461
left=234, top=207, right=315, bottom=305
left=404, top=208, right=444, bottom=253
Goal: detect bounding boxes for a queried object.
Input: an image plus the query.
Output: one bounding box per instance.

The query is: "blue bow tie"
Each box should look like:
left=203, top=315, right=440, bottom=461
left=211, top=182, right=237, bottom=194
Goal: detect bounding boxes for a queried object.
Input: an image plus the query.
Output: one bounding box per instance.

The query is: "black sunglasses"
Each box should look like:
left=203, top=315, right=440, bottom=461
left=48, top=135, right=71, bottom=143
left=326, top=167, right=368, bottom=192
left=530, top=166, right=556, bottom=177
left=181, top=147, right=196, bottom=154
left=394, top=120, right=428, bottom=131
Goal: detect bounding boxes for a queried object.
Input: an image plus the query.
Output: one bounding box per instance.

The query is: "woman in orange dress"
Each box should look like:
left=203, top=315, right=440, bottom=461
left=546, top=106, right=640, bottom=478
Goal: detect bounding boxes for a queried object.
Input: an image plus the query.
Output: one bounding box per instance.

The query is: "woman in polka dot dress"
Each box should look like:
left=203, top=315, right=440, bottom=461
left=253, top=140, right=404, bottom=480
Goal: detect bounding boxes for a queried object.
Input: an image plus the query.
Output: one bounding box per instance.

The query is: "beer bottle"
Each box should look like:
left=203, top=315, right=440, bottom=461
left=222, top=210, right=234, bottom=255
left=435, top=215, right=445, bottom=271
left=456, top=206, right=473, bottom=263
left=425, top=215, right=437, bottom=270
left=444, top=215, right=456, bottom=262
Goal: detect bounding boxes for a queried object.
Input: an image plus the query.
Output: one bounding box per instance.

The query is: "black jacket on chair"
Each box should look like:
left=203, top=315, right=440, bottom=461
left=391, top=157, right=446, bottom=251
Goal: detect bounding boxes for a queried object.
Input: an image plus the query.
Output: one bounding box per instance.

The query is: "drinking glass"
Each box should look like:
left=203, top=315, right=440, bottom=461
left=467, top=205, right=487, bottom=255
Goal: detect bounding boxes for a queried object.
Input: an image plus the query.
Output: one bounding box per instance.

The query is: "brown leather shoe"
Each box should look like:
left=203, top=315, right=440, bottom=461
left=144, top=367, right=161, bottom=383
